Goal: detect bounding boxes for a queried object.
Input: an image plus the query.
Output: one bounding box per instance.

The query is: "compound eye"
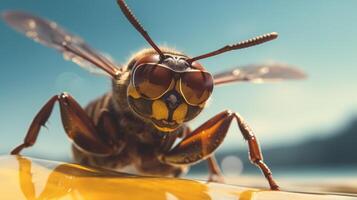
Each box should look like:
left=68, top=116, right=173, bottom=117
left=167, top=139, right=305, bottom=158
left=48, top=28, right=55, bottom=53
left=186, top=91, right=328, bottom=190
left=133, top=64, right=173, bottom=99
left=180, top=71, right=213, bottom=105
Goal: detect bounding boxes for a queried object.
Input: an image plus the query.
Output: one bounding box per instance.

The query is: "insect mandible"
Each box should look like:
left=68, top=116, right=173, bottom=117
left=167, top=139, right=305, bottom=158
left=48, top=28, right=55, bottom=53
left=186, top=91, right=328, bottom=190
left=2, top=0, right=306, bottom=190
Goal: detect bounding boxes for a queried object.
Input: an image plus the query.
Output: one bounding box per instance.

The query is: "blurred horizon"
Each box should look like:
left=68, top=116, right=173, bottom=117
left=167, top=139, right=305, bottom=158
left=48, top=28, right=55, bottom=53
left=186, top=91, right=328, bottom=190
left=1, top=0, right=357, bottom=162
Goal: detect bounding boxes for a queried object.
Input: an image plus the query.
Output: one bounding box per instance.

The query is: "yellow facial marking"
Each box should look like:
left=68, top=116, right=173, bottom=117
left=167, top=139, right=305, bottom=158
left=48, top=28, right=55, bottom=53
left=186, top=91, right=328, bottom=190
left=127, top=84, right=141, bottom=99
left=151, top=100, right=168, bottom=120
left=153, top=124, right=176, bottom=132
left=172, top=103, right=188, bottom=123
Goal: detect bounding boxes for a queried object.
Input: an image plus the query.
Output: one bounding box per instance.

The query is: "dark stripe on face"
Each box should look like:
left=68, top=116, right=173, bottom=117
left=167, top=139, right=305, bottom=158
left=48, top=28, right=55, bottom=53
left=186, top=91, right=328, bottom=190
left=128, top=96, right=153, bottom=118
left=184, top=104, right=203, bottom=122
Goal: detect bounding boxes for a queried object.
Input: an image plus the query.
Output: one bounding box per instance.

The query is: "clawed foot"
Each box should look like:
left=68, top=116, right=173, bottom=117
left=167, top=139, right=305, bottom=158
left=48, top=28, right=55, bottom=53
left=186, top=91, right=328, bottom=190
left=207, top=174, right=225, bottom=183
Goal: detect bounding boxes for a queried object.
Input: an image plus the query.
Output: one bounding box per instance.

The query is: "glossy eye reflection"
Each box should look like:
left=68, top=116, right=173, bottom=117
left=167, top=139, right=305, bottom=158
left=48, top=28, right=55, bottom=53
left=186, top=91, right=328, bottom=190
left=180, top=71, right=214, bottom=105
left=133, top=63, right=213, bottom=105
left=133, top=64, right=173, bottom=99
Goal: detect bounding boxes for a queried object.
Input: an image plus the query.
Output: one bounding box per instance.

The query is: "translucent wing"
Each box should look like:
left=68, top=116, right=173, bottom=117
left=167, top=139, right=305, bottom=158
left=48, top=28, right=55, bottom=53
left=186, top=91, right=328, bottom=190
left=213, top=62, right=306, bottom=85
left=2, top=11, right=120, bottom=77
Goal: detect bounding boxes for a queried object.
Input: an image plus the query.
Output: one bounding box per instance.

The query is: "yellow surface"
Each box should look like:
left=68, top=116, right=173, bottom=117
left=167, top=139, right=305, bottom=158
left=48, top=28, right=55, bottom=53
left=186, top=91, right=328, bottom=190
left=0, top=155, right=355, bottom=200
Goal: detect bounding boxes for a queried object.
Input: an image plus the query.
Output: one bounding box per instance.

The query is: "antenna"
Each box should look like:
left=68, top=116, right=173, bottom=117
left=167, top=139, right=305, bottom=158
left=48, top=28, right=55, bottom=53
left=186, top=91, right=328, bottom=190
left=117, top=0, right=165, bottom=59
left=187, top=32, right=278, bottom=63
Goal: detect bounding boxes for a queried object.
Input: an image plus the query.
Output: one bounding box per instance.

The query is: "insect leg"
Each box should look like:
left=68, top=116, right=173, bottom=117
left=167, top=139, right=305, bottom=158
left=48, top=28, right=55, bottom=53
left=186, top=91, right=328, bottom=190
left=11, top=93, right=114, bottom=155
left=232, top=112, right=279, bottom=190
left=160, top=111, right=233, bottom=165
left=11, top=95, right=58, bottom=154
left=207, top=156, right=225, bottom=183
left=161, top=110, right=279, bottom=190
left=180, top=127, right=224, bottom=183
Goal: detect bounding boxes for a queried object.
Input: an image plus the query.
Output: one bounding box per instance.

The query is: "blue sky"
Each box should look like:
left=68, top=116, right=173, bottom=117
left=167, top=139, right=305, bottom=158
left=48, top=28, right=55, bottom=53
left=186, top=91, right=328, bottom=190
left=1, top=0, right=357, bottom=159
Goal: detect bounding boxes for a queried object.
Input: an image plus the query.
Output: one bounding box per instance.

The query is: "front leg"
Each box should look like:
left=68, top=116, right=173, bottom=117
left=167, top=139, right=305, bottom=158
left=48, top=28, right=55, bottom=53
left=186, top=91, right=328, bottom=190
left=160, top=110, right=279, bottom=190
left=179, top=127, right=224, bottom=183
left=11, top=93, right=117, bottom=155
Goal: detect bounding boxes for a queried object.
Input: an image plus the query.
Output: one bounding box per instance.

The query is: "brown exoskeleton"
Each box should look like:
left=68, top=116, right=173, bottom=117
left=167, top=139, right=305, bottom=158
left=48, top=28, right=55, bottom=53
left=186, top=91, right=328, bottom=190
left=3, top=0, right=306, bottom=190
